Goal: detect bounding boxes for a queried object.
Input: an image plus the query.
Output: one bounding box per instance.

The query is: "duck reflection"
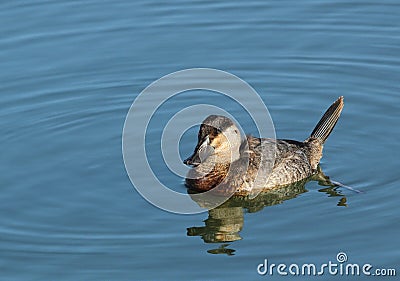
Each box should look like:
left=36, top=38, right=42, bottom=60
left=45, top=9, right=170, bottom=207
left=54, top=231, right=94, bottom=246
left=187, top=167, right=346, bottom=255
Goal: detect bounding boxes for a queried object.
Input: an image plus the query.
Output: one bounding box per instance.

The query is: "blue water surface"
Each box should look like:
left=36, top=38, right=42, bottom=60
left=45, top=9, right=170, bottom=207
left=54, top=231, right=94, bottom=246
left=1, top=1, right=399, bottom=280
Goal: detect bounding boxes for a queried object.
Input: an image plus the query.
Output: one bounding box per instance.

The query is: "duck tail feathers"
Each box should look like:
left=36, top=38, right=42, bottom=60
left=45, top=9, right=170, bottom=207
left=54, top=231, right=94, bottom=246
left=309, top=96, right=344, bottom=143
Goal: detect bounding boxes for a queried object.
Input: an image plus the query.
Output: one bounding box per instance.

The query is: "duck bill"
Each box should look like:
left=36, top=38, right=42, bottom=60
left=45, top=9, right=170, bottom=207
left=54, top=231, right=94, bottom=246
left=183, top=151, right=201, bottom=166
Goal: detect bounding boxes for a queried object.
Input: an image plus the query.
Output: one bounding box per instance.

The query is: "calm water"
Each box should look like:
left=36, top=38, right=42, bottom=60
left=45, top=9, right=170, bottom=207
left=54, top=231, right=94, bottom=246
left=1, top=1, right=399, bottom=280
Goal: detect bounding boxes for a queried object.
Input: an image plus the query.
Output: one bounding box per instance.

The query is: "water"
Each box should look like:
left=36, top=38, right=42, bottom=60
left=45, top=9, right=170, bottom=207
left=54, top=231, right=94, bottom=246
left=1, top=1, right=399, bottom=280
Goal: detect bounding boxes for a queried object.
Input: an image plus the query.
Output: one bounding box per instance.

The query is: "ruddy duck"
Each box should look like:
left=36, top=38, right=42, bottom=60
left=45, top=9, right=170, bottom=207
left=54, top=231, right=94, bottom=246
left=184, top=97, right=344, bottom=196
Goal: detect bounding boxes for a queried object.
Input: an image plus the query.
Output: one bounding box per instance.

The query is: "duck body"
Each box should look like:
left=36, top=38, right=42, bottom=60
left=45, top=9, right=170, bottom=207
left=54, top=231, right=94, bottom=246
left=184, top=97, right=344, bottom=196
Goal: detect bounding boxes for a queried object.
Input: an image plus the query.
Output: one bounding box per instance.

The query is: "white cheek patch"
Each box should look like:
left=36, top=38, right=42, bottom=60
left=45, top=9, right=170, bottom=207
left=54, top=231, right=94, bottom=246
left=199, top=145, right=214, bottom=162
left=198, top=136, right=214, bottom=161
left=200, top=136, right=209, bottom=149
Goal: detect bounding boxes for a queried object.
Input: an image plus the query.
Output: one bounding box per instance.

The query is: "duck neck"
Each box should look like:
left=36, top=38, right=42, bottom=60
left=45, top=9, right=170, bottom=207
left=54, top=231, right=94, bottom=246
left=186, top=150, right=240, bottom=190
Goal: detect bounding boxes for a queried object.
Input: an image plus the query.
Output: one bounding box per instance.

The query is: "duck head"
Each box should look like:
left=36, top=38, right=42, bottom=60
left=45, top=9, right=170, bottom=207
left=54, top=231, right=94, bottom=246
left=184, top=115, right=242, bottom=167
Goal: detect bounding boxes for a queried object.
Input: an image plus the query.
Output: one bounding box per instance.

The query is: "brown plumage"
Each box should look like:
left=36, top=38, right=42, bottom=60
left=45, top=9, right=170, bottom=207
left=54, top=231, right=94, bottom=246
left=184, top=97, right=344, bottom=196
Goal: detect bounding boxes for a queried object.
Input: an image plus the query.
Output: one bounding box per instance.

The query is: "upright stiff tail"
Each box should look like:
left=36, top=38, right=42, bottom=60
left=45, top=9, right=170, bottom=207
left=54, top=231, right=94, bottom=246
left=309, top=96, right=344, bottom=143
